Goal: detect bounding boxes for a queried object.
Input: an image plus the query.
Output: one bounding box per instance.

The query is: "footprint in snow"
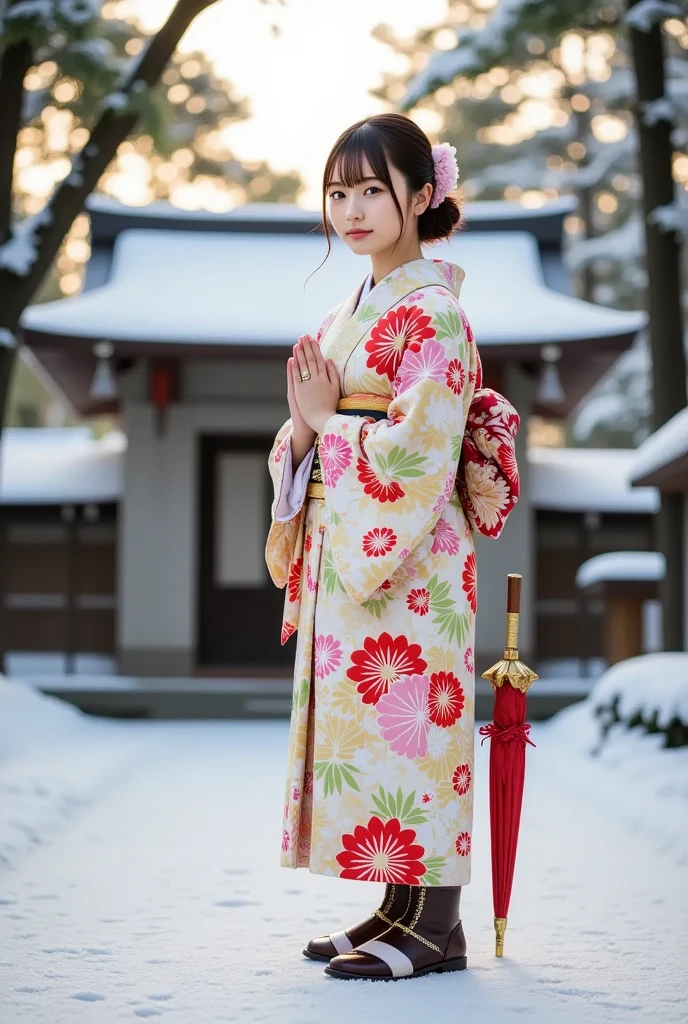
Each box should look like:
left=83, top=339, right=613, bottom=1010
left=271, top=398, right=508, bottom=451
left=71, top=991, right=106, bottom=1002
left=215, top=899, right=260, bottom=908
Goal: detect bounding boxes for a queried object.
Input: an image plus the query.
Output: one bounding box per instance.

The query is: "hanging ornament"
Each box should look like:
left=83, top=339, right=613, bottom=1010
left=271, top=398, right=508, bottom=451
left=536, top=344, right=565, bottom=405
left=149, top=358, right=180, bottom=436
left=90, top=340, right=117, bottom=399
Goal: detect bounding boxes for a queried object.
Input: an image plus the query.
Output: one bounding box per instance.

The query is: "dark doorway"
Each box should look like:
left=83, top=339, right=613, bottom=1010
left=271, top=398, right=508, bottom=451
left=197, top=435, right=294, bottom=670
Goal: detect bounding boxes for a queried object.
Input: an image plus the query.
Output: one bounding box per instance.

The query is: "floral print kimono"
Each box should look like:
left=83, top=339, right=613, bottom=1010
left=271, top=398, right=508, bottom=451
left=265, top=257, right=519, bottom=887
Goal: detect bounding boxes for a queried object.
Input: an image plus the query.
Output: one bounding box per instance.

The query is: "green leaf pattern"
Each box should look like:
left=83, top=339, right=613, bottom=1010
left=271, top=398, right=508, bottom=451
left=373, top=444, right=428, bottom=481
left=371, top=785, right=429, bottom=826
left=314, top=759, right=361, bottom=797
left=427, top=574, right=471, bottom=646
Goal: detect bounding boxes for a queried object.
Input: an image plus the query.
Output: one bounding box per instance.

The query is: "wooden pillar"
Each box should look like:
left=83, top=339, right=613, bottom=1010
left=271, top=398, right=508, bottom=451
left=605, top=594, right=644, bottom=666
left=63, top=504, right=77, bottom=676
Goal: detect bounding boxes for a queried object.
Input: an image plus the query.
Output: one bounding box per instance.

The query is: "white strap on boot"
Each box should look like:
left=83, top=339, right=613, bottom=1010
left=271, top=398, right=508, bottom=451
left=355, top=939, right=414, bottom=977
left=329, top=930, right=354, bottom=954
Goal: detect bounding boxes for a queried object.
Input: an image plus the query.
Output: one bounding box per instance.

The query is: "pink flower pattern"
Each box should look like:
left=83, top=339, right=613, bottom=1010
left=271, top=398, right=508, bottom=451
left=376, top=674, right=431, bottom=759
left=395, top=338, right=449, bottom=394
left=319, top=433, right=353, bottom=487
left=314, top=633, right=343, bottom=679
left=430, top=517, right=460, bottom=555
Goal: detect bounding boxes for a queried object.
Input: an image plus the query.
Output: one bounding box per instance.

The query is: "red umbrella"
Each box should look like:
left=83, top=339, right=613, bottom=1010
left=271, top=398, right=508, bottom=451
left=479, top=573, right=538, bottom=957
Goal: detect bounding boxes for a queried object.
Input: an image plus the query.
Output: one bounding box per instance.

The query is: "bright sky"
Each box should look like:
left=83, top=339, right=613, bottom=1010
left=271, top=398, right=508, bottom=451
left=130, top=0, right=448, bottom=207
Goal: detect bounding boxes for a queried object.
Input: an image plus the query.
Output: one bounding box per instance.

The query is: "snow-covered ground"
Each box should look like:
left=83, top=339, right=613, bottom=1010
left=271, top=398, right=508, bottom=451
left=0, top=673, right=686, bottom=1023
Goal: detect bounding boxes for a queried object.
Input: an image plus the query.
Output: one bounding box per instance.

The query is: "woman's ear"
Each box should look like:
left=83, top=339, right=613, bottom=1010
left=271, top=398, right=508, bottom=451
left=414, top=181, right=433, bottom=216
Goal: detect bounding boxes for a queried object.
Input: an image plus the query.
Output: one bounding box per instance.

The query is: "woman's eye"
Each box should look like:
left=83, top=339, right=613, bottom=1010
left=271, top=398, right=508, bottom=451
left=329, top=191, right=344, bottom=200
left=365, top=186, right=382, bottom=195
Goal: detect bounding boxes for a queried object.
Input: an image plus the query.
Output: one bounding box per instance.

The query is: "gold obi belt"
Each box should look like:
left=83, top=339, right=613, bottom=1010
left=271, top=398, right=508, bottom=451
left=306, top=393, right=391, bottom=500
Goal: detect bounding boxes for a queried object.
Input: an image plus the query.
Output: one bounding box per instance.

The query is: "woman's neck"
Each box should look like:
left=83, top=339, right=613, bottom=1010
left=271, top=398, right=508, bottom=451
left=370, top=238, right=424, bottom=285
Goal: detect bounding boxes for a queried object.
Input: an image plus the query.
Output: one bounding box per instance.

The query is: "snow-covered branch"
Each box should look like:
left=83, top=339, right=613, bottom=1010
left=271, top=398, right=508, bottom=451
left=624, top=0, right=684, bottom=33
left=0, top=206, right=53, bottom=276
left=565, top=214, right=645, bottom=271
left=648, top=200, right=688, bottom=234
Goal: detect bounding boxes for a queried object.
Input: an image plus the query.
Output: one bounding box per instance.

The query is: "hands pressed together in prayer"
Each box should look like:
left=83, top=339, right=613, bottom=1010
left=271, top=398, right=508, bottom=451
left=287, top=336, right=341, bottom=454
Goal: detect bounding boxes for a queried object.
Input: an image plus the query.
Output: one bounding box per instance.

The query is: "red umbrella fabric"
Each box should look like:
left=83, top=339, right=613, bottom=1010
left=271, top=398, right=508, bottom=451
left=479, top=574, right=538, bottom=957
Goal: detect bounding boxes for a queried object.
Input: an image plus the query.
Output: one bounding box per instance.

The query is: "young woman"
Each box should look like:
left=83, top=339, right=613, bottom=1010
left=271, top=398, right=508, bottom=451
left=265, top=113, right=520, bottom=981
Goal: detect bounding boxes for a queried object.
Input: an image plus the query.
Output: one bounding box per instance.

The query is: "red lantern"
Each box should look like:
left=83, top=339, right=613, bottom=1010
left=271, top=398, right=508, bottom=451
left=148, top=359, right=179, bottom=435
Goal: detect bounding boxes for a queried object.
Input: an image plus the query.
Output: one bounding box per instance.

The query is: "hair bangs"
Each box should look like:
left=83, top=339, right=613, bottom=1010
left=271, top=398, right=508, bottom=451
left=325, top=126, right=394, bottom=194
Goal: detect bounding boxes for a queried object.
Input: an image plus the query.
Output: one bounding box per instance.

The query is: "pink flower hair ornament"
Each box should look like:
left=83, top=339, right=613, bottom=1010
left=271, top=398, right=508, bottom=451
left=430, top=141, right=460, bottom=209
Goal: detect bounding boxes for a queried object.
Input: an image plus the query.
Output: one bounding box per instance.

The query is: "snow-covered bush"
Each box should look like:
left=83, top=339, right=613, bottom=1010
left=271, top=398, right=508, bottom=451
left=590, top=653, right=688, bottom=749
left=0, top=673, right=86, bottom=763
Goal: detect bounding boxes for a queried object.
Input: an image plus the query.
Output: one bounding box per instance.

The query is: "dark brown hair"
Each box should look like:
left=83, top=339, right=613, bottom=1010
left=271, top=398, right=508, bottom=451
left=315, top=113, right=462, bottom=271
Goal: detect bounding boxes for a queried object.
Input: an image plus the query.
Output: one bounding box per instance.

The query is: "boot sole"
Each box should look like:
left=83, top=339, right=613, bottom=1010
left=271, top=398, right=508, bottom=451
left=302, top=948, right=333, bottom=962
left=324, top=955, right=468, bottom=980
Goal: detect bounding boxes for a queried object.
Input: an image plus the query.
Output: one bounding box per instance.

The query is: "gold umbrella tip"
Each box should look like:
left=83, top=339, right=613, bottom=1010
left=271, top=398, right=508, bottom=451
left=494, top=917, right=507, bottom=957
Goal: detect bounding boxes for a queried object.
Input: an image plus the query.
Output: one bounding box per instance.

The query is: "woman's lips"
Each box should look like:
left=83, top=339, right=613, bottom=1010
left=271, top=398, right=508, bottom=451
left=348, top=230, right=371, bottom=239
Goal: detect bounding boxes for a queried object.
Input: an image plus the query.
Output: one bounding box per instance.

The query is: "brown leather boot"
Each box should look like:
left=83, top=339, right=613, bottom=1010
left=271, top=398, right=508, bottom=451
left=325, top=885, right=467, bottom=980
left=303, top=883, right=411, bottom=962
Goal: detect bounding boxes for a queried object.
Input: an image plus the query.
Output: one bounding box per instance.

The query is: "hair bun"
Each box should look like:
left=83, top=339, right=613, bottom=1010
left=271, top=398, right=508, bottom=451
left=419, top=193, right=462, bottom=243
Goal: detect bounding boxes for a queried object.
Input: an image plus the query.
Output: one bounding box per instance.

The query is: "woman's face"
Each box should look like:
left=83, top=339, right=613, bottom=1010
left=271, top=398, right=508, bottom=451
left=326, top=154, right=431, bottom=257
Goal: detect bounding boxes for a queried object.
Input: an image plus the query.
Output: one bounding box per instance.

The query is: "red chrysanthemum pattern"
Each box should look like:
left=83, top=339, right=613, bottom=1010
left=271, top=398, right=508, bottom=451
left=406, top=588, right=430, bottom=616
left=445, top=358, right=466, bottom=396
left=455, top=831, right=471, bottom=857
left=362, top=526, right=398, bottom=557
left=428, top=671, right=465, bottom=727
left=464, top=647, right=474, bottom=674
left=365, top=305, right=436, bottom=381
left=282, top=829, right=292, bottom=852
left=304, top=533, right=312, bottom=553
left=336, top=815, right=427, bottom=883
left=346, top=632, right=427, bottom=706
left=462, top=551, right=477, bottom=614
left=281, top=621, right=296, bottom=645
left=287, top=558, right=303, bottom=604
left=452, top=763, right=472, bottom=796
left=356, top=456, right=405, bottom=504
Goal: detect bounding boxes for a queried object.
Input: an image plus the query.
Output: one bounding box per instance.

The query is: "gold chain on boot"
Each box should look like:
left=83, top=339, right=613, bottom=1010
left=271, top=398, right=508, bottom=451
left=373, top=883, right=398, bottom=928
left=389, top=886, right=443, bottom=954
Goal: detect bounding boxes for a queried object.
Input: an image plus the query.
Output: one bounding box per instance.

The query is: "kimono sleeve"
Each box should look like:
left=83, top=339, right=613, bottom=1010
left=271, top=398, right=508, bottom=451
left=319, top=290, right=472, bottom=604
left=456, top=388, right=520, bottom=539
left=265, top=420, right=306, bottom=589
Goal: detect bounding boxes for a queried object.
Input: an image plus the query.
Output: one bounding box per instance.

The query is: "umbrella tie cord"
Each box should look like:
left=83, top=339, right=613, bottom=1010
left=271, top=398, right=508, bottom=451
left=479, top=722, right=536, bottom=747
left=389, top=888, right=443, bottom=954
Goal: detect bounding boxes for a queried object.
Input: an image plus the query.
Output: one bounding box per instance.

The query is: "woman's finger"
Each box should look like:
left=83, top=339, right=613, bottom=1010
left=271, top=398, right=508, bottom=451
left=308, top=337, right=327, bottom=375
left=301, top=338, right=319, bottom=377
left=327, top=358, right=341, bottom=393
left=294, top=343, right=309, bottom=380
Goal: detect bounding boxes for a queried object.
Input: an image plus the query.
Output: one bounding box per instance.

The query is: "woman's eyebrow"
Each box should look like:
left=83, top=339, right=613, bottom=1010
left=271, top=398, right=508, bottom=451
left=327, top=176, right=381, bottom=187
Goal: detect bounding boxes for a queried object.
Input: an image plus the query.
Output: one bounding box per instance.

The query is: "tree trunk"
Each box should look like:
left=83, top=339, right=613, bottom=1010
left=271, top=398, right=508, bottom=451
left=627, top=1, right=687, bottom=650
left=0, top=0, right=219, bottom=427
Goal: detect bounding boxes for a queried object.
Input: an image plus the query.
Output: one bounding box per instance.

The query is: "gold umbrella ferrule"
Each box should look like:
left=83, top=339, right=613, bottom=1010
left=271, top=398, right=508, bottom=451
left=504, top=611, right=520, bottom=659
left=495, top=917, right=507, bottom=957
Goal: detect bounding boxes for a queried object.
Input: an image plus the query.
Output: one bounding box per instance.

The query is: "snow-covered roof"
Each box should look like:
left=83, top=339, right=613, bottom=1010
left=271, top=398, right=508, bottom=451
left=0, top=428, right=124, bottom=505
left=530, top=447, right=659, bottom=513
left=2, top=430, right=659, bottom=512
left=86, top=193, right=576, bottom=226
left=87, top=194, right=322, bottom=224
left=631, top=406, right=688, bottom=486
left=22, top=227, right=645, bottom=350
left=575, top=551, right=665, bottom=588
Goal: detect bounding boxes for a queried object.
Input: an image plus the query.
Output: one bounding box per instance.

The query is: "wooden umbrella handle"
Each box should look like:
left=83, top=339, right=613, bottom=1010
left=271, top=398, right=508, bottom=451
left=506, top=573, right=522, bottom=614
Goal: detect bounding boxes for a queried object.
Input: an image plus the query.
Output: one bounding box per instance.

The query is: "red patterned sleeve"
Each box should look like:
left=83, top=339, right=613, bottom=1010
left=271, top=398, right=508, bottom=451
left=456, top=388, right=520, bottom=539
